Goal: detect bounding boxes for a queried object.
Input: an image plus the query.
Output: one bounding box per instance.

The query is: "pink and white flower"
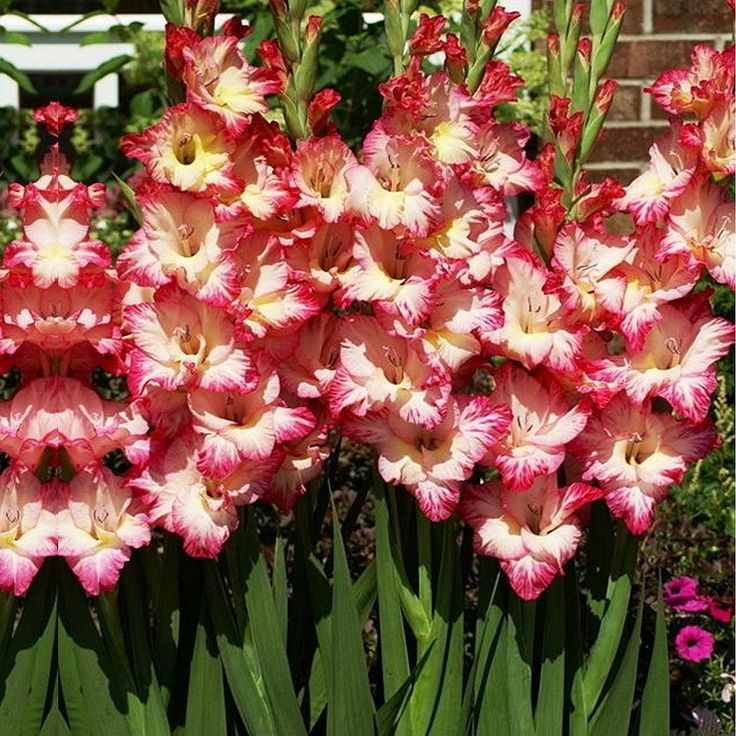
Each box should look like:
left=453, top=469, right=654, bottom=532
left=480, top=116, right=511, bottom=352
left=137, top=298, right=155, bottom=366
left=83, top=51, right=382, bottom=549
left=291, top=135, right=358, bottom=222
left=0, top=469, right=57, bottom=596
left=182, top=34, right=282, bottom=126
left=0, top=377, right=148, bottom=471
left=659, top=174, right=735, bottom=288
left=460, top=476, right=604, bottom=599
left=336, top=225, right=437, bottom=327
left=345, top=395, right=511, bottom=521
left=346, top=134, right=442, bottom=236
left=618, top=123, right=698, bottom=225
left=117, top=185, right=244, bottom=305
left=590, top=297, right=734, bottom=421
left=189, top=371, right=315, bottom=478
left=57, top=467, right=151, bottom=595
left=482, top=364, right=591, bottom=491
left=487, top=256, right=585, bottom=372
left=124, top=286, right=256, bottom=395
left=329, top=315, right=451, bottom=428
left=121, top=103, right=239, bottom=194
left=570, top=395, right=717, bottom=533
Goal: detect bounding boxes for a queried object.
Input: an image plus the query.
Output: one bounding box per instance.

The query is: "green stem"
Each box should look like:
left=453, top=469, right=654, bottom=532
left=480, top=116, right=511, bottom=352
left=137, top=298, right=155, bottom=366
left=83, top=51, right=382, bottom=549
left=416, top=511, right=432, bottom=622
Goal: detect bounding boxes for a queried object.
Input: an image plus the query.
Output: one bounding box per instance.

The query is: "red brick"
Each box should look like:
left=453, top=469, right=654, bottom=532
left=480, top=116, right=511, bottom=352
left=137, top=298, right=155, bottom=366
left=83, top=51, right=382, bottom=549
left=608, top=85, right=641, bottom=121
left=607, top=40, right=706, bottom=78
left=650, top=96, right=672, bottom=119
left=588, top=125, right=667, bottom=163
left=653, top=0, right=733, bottom=33
left=533, top=0, right=644, bottom=34
left=586, top=167, right=644, bottom=186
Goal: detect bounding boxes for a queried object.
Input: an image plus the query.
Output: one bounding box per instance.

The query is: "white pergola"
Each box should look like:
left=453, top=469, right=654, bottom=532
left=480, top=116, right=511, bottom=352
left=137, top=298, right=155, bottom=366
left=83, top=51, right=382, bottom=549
left=0, top=2, right=531, bottom=109
left=0, top=14, right=164, bottom=108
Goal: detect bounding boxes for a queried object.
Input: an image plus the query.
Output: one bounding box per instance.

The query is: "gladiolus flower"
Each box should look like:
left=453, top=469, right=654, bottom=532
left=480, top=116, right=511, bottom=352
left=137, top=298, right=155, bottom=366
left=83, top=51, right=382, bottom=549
left=488, top=256, right=586, bottom=372
left=117, top=185, right=245, bottom=305
left=0, top=469, right=57, bottom=596
left=124, top=285, right=256, bottom=396
left=182, top=35, right=282, bottom=126
left=700, top=99, right=735, bottom=175
left=189, top=371, right=315, bottom=478
left=571, top=396, right=717, bottom=533
left=483, top=364, right=591, bottom=491
left=618, top=123, right=699, bottom=225
left=0, top=377, right=148, bottom=472
left=291, top=136, right=358, bottom=222
left=132, top=434, right=242, bottom=557
left=345, top=396, right=511, bottom=521
left=329, top=315, right=451, bottom=428
left=121, top=103, right=239, bottom=194
left=462, top=122, right=544, bottom=196
left=336, top=225, right=438, bottom=327
left=481, top=7, right=520, bottom=47
left=659, top=174, right=735, bottom=288
left=57, top=468, right=151, bottom=595
left=0, top=276, right=122, bottom=358
left=646, top=44, right=734, bottom=119
left=461, top=476, right=604, bottom=600
left=590, top=297, right=734, bottom=422
left=345, top=134, right=442, bottom=236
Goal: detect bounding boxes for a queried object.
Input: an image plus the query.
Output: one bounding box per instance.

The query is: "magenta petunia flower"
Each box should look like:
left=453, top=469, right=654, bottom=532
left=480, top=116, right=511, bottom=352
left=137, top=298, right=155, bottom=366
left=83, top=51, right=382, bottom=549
left=664, top=576, right=701, bottom=609
left=675, top=626, right=715, bottom=662
left=663, top=575, right=710, bottom=613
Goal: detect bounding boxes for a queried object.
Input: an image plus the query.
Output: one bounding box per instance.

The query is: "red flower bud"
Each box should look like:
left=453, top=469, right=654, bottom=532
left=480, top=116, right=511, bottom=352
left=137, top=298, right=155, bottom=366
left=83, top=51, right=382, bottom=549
left=221, top=16, right=251, bottom=39
left=481, top=7, right=520, bottom=47
left=164, top=23, right=200, bottom=79
left=308, top=88, right=341, bottom=135
left=594, top=79, right=618, bottom=113
left=443, top=33, right=467, bottom=83
left=410, top=13, right=446, bottom=56
left=577, top=37, right=592, bottom=63
left=257, top=39, right=289, bottom=86
left=548, top=33, right=560, bottom=58
left=611, top=2, right=626, bottom=21
left=305, top=15, right=322, bottom=43
left=32, top=101, right=79, bottom=138
left=549, top=95, right=583, bottom=162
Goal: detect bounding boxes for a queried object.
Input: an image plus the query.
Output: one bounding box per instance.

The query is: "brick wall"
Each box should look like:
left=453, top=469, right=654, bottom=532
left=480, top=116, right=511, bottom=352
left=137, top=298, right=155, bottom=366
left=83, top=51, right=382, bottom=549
left=533, top=0, right=734, bottom=182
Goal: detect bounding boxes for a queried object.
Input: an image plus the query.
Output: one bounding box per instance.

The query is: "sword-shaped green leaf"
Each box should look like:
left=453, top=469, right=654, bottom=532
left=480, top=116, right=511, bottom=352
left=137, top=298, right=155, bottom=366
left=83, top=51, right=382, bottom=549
left=636, top=581, right=669, bottom=736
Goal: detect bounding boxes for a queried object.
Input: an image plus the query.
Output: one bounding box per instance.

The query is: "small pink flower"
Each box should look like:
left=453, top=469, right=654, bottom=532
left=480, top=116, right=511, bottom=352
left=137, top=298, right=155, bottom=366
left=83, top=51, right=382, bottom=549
left=709, top=599, right=733, bottom=623
left=675, top=625, right=715, bottom=662
left=676, top=596, right=710, bottom=613
left=664, top=576, right=699, bottom=606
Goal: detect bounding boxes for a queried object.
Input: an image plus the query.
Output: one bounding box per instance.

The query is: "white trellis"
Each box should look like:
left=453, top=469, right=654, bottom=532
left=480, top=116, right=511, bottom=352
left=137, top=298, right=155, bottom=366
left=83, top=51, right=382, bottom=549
left=0, top=13, right=227, bottom=108
left=0, top=3, right=531, bottom=109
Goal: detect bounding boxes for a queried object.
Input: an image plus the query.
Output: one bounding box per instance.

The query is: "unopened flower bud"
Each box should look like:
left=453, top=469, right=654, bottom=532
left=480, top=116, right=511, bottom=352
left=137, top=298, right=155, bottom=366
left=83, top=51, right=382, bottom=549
left=410, top=13, right=446, bottom=57
left=184, top=0, right=219, bottom=35
left=444, top=33, right=467, bottom=83
left=305, top=14, right=321, bottom=43
left=594, top=79, right=617, bottom=114
left=481, top=7, right=520, bottom=48
left=548, top=33, right=560, bottom=58
left=577, top=37, right=592, bottom=67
